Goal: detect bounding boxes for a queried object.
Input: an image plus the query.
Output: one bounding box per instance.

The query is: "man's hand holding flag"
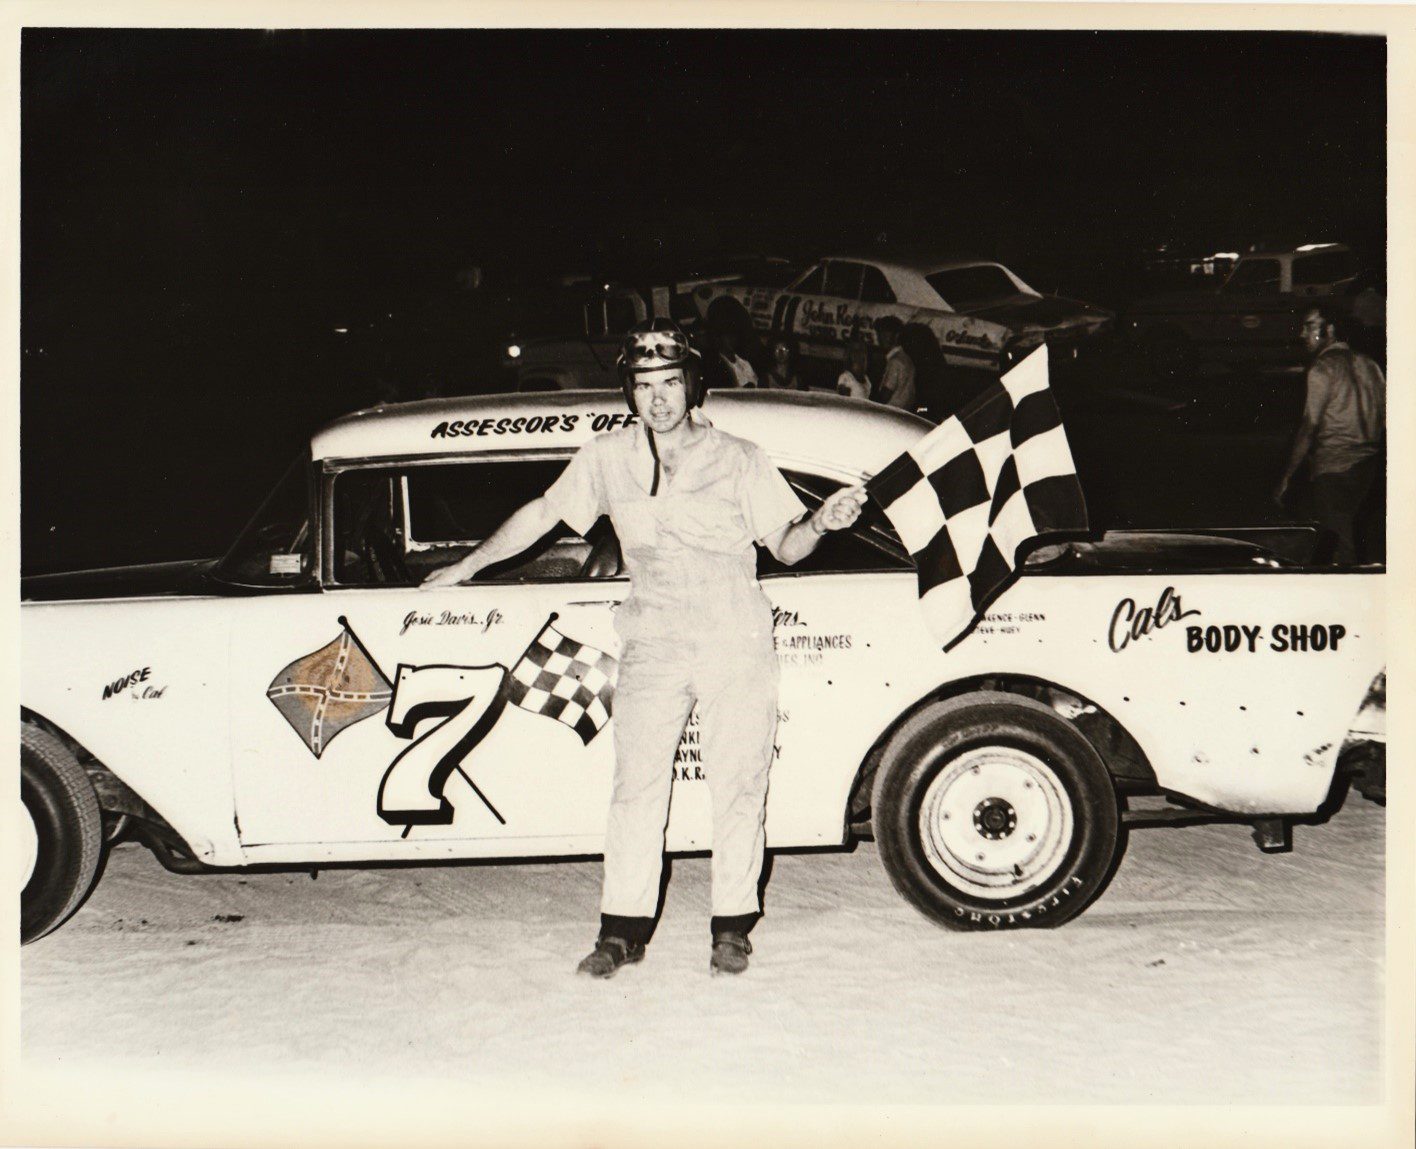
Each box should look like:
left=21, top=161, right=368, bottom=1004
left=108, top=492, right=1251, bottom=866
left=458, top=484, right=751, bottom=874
left=865, top=345, right=1088, bottom=649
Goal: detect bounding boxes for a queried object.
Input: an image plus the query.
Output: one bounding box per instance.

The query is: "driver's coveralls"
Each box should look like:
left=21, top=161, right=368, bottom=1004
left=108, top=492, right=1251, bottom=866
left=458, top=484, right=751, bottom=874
left=544, top=415, right=806, bottom=939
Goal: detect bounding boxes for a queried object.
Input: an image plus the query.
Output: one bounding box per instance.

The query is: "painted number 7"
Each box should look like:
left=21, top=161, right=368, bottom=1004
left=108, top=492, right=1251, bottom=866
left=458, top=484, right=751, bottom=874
left=377, top=663, right=510, bottom=827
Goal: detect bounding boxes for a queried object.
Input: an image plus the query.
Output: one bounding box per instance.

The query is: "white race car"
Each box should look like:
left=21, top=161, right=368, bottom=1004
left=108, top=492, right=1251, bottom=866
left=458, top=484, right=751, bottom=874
left=690, top=254, right=1114, bottom=377
left=20, top=391, right=1383, bottom=942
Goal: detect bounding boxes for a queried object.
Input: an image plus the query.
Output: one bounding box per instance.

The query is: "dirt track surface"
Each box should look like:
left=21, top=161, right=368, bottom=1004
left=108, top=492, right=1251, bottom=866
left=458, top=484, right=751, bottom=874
left=22, top=798, right=1383, bottom=1105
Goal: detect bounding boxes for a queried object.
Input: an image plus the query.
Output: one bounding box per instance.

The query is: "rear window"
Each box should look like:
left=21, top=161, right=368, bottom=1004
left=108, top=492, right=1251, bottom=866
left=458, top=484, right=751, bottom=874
left=1293, top=251, right=1357, bottom=287
left=924, top=265, right=1020, bottom=309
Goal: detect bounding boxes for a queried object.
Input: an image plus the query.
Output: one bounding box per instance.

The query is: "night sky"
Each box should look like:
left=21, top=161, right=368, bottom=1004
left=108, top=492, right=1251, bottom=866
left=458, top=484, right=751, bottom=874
left=20, top=28, right=1387, bottom=573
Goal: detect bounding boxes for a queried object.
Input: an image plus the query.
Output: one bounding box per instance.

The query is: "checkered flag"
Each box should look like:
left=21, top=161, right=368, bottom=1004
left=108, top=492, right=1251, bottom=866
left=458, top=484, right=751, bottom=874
left=865, top=345, right=1087, bottom=649
left=507, top=615, right=618, bottom=745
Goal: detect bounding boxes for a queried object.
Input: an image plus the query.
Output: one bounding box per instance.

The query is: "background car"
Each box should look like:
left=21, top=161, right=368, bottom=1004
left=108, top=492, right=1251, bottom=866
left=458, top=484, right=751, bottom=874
left=1125, top=243, right=1363, bottom=378
left=502, top=258, right=800, bottom=392
left=689, top=252, right=1115, bottom=388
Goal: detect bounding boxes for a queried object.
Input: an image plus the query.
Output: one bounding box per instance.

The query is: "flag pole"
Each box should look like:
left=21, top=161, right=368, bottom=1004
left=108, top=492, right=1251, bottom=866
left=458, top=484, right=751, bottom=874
left=336, top=615, right=390, bottom=682
left=455, top=765, right=507, bottom=825
left=514, top=611, right=561, bottom=663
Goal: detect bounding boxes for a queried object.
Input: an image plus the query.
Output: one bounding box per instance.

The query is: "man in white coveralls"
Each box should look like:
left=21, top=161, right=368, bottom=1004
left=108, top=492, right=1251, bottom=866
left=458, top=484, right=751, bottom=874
left=425, top=319, right=867, bottom=977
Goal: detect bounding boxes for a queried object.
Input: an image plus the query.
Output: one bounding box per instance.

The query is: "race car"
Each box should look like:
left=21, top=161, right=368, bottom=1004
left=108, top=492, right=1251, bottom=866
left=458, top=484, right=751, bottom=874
left=20, top=390, right=1383, bottom=943
left=688, top=254, right=1114, bottom=380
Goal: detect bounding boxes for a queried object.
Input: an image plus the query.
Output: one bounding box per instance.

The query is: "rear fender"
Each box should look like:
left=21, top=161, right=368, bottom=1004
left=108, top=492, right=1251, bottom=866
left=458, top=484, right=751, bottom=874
left=847, top=675, right=1155, bottom=831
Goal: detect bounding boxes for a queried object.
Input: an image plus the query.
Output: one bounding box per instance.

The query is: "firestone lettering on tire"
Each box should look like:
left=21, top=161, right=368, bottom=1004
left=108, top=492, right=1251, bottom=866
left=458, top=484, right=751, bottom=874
left=951, top=873, right=1087, bottom=926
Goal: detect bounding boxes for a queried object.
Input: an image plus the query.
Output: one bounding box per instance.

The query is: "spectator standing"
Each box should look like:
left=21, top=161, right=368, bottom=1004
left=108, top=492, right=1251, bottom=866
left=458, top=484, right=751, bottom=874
left=716, top=324, right=759, bottom=388
left=761, top=334, right=803, bottom=390
left=899, top=323, right=952, bottom=422
left=875, top=316, right=917, bottom=410
left=1272, top=304, right=1385, bottom=564
left=1346, top=270, right=1386, bottom=368
left=836, top=339, right=872, bottom=400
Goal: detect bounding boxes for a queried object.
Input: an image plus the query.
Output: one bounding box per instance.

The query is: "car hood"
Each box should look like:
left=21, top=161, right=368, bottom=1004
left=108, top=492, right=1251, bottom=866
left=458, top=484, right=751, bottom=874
left=21, top=558, right=221, bottom=602
left=1022, top=527, right=1331, bottom=572
left=962, top=293, right=1113, bottom=335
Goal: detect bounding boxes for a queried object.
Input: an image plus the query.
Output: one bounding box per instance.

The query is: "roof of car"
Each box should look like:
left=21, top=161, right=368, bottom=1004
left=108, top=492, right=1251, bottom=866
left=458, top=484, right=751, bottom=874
left=821, top=252, right=1002, bottom=276
left=1245, top=242, right=1353, bottom=258
left=311, top=389, right=933, bottom=479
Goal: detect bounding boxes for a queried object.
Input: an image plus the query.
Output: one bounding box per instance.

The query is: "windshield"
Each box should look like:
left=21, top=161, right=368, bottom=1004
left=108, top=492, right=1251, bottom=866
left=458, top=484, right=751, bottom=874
left=1220, top=258, right=1281, bottom=295
left=213, top=453, right=316, bottom=587
left=924, top=265, right=1026, bottom=309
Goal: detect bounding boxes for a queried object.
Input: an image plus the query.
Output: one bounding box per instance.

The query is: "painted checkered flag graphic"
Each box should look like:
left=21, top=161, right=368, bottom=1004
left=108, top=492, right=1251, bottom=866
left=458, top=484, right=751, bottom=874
left=865, top=345, right=1087, bottom=649
left=507, top=615, right=618, bottom=745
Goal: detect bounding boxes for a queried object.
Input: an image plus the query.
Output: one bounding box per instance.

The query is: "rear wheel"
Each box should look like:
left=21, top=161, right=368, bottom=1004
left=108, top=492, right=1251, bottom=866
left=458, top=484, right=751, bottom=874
left=872, top=693, right=1122, bottom=930
left=21, top=724, right=104, bottom=944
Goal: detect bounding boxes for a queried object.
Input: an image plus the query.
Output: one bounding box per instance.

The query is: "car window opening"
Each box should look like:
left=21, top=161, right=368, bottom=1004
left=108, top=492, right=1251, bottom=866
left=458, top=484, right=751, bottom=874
left=213, top=453, right=316, bottom=588
left=923, top=265, right=1025, bottom=310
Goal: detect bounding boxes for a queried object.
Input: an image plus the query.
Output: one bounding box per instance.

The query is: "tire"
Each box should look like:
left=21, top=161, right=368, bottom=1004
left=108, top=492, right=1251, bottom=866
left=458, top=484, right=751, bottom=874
left=872, top=692, right=1122, bottom=930
left=21, top=724, right=104, bottom=944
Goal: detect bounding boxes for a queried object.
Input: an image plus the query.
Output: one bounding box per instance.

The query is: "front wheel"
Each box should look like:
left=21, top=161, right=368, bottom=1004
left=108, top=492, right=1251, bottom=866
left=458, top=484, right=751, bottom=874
left=21, top=724, right=105, bottom=944
left=872, top=693, right=1122, bottom=930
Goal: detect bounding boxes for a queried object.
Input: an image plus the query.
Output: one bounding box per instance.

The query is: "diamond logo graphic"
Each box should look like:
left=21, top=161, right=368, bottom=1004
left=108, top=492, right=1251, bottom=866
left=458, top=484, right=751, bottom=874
left=267, top=621, right=392, bottom=758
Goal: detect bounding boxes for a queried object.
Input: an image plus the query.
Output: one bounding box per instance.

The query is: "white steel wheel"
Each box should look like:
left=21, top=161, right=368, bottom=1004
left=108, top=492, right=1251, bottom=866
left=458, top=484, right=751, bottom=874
left=917, top=745, right=1074, bottom=901
left=873, top=692, right=1123, bottom=931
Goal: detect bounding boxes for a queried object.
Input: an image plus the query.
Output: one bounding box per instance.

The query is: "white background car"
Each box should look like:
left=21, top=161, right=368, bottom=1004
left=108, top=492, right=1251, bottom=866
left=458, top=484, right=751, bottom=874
left=20, top=390, right=1383, bottom=943
left=691, top=254, right=1114, bottom=379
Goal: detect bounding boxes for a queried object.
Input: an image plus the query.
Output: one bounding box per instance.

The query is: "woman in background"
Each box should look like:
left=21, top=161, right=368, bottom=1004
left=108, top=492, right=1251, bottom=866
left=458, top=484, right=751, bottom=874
left=761, top=334, right=804, bottom=391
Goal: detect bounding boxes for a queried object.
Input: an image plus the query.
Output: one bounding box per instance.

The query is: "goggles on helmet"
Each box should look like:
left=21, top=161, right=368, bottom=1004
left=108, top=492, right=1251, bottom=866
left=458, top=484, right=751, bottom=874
left=617, top=321, right=695, bottom=373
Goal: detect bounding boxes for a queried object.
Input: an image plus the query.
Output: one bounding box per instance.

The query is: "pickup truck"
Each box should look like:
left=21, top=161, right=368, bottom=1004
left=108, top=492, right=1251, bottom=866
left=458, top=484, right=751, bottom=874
left=502, top=282, right=668, bottom=392
left=1125, top=244, right=1361, bottom=376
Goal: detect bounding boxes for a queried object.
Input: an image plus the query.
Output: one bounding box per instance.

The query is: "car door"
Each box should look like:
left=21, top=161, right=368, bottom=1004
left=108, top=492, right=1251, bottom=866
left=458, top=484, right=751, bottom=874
left=783, top=260, right=868, bottom=362
left=753, top=468, right=917, bottom=847
left=1213, top=257, right=1295, bottom=362
left=227, top=453, right=631, bottom=863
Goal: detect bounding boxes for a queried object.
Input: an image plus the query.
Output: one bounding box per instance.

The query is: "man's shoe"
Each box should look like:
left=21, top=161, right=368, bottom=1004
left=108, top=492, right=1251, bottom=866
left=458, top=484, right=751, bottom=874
left=710, top=932, right=752, bottom=976
left=576, top=936, right=645, bottom=979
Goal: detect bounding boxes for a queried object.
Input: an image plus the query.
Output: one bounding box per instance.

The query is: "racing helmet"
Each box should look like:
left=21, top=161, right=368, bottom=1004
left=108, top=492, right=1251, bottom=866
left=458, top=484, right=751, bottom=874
left=616, top=318, right=704, bottom=413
